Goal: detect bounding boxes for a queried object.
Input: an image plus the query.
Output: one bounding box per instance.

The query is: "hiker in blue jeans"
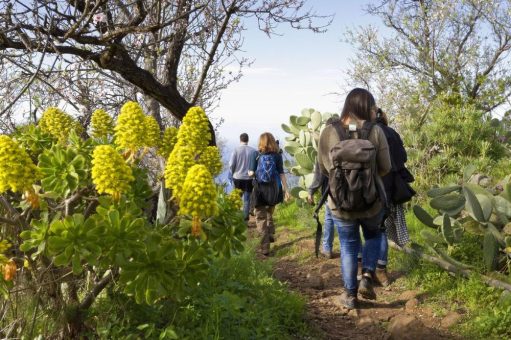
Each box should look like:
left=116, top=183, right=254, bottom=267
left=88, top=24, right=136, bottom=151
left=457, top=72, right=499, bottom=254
left=307, top=160, right=335, bottom=259
left=318, top=88, right=391, bottom=309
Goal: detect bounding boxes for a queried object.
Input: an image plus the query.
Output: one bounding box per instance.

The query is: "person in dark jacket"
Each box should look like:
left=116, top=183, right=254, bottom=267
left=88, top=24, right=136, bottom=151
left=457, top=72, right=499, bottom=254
left=373, top=109, right=412, bottom=286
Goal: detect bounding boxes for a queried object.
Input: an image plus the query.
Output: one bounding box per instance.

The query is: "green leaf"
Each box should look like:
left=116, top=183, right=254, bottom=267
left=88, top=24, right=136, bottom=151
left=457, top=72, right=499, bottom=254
left=463, top=187, right=487, bottom=222
left=156, top=185, right=167, bottom=225
left=441, top=213, right=455, bottom=245
left=483, top=230, right=499, bottom=271
left=290, top=186, right=305, bottom=199
left=427, top=186, right=461, bottom=198
left=463, top=164, right=477, bottom=182
left=413, top=205, right=437, bottom=228
left=311, top=111, right=322, bottom=130
left=295, top=153, right=313, bottom=171
left=296, top=116, right=311, bottom=126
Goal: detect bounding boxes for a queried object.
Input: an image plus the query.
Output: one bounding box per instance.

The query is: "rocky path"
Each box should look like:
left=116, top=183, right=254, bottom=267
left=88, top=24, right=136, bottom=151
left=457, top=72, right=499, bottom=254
left=252, top=224, right=461, bottom=340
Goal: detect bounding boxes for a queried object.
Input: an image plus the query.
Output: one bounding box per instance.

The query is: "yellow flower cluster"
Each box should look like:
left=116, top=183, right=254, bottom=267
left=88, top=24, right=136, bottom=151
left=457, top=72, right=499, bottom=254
left=179, top=165, right=218, bottom=235
left=176, top=106, right=211, bottom=154
left=114, top=101, right=147, bottom=152
left=0, top=135, right=40, bottom=193
left=197, top=146, right=223, bottom=176
left=91, top=145, right=134, bottom=201
left=144, top=115, right=161, bottom=148
left=164, top=147, right=195, bottom=199
left=158, top=126, right=178, bottom=159
left=38, top=107, right=82, bottom=143
left=226, top=188, right=243, bottom=210
left=91, top=109, right=114, bottom=138
left=164, top=106, right=221, bottom=232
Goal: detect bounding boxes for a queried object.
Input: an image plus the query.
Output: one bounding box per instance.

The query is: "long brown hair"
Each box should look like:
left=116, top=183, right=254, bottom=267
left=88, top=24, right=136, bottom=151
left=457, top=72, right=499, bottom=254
left=258, top=132, right=278, bottom=153
left=340, top=88, right=376, bottom=124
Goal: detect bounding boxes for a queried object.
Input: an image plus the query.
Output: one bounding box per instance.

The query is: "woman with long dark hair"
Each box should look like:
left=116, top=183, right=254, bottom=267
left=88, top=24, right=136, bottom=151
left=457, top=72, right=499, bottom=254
left=318, top=88, right=391, bottom=309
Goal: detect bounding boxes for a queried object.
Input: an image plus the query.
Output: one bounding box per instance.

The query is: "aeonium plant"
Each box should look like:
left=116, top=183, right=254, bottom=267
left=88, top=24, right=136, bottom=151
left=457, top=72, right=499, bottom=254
left=0, top=103, right=245, bottom=336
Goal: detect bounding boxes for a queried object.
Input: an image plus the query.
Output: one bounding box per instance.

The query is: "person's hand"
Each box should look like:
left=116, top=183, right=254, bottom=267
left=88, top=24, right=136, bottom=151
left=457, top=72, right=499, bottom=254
left=284, top=190, right=291, bottom=202
left=307, top=194, right=314, bottom=205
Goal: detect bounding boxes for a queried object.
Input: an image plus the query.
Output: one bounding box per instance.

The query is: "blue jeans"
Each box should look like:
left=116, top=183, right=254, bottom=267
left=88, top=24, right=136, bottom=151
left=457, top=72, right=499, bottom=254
left=322, top=206, right=335, bottom=252
left=378, top=230, right=388, bottom=266
left=243, top=190, right=251, bottom=220
left=333, top=210, right=384, bottom=295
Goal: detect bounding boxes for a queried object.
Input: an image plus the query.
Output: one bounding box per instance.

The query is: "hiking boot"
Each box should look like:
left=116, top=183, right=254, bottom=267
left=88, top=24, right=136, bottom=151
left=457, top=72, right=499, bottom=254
left=357, top=261, right=363, bottom=281
left=338, top=291, right=357, bottom=309
left=320, top=249, right=333, bottom=259
left=269, top=235, right=275, bottom=243
left=358, top=273, right=376, bottom=300
left=375, top=267, right=390, bottom=287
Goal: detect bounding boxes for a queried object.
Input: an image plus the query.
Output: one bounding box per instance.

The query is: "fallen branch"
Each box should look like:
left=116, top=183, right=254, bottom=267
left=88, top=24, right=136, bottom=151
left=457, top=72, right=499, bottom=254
left=389, top=241, right=511, bottom=291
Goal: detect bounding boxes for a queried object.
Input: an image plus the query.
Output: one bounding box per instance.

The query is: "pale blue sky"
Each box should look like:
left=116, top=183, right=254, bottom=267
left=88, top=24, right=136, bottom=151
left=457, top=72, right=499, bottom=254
left=214, top=0, right=376, bottom=146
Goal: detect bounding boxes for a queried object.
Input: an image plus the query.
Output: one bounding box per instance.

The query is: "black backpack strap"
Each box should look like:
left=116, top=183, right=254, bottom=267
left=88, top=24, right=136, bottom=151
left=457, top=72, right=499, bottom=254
left=359, top=121, right=375, bottom=140
left=332, top=121, right=349, bottom=141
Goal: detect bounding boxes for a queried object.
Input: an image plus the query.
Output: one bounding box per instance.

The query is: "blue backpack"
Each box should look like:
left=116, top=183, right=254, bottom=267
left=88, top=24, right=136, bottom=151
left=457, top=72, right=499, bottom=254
left=256, top=154, right=278, bottom=183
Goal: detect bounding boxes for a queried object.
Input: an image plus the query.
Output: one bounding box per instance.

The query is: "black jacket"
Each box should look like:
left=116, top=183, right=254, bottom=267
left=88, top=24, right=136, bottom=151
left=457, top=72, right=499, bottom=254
left=377, top=121, right=414, bottom=201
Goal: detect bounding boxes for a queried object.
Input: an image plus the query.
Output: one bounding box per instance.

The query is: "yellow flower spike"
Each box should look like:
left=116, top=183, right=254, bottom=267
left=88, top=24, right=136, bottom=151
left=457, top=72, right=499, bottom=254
left=0, top=135, right=40, bottom=194
left=158, top=126, right=178, bottom=159
left=114, top=101, right=147, bottom=153
left=227, top=188, right=243, bottom=210
left=178, top=164, right=218, bottom=224
left=38, top=107, right=83, bottom=143
left=197, top=146, right=223, bottom=176
left=144, top=115, right=161, bottom=148
left=91, top=145, right=134, bottom=198
left=91, top=109, right=114, bottom=138
left=176, top=106, right=211, bottom=154
left=164, top=145, right=195, bottom=200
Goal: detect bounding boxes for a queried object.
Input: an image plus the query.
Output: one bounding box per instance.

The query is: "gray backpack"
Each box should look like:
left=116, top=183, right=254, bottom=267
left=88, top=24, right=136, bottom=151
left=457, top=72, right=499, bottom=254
left=328, top=121, right=379, bottom=212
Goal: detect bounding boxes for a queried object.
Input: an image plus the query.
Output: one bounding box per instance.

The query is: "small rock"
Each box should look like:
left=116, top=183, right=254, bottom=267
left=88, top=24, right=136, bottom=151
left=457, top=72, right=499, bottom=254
left=272, top=267, right=286, bottom=280
left=348, top=309, right=359, bottom=318
left=441, top=311, right=461, bottom=329
left=405, top=298, right=419, bottom=311
left=388, top=314, right=426, bottom=340
left=356, top=316, right=375, bottom=328
left=398, top=290, right=418, bottom=301
left=307, top=274, right=324, bottom=290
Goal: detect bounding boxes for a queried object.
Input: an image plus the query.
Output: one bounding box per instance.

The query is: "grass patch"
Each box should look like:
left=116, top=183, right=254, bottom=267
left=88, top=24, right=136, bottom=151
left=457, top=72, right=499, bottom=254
left=389, top=209, right=511, bottom=339
left=92, top=245, right=310, bottom=339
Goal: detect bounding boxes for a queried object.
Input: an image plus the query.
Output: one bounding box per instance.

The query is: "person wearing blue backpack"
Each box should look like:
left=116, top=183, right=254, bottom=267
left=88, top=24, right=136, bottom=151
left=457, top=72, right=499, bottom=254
left=249, top=132, right=290, bottom=256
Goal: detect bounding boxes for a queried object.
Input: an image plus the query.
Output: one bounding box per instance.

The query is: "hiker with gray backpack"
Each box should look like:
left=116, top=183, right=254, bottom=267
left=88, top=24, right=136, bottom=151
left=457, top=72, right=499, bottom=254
left=318, top=88, right=391, bottom=309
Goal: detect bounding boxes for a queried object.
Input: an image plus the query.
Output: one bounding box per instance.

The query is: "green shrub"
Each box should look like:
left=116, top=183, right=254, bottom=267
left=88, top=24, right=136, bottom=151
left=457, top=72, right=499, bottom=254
left=93, top=248, right=309, bottom=339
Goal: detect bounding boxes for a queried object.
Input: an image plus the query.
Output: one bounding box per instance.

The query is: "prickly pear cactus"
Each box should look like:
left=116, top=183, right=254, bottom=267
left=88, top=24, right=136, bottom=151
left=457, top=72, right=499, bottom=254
left=281, top=108, right=338, bottom=201
left=414, top=164, right=511, bottom=274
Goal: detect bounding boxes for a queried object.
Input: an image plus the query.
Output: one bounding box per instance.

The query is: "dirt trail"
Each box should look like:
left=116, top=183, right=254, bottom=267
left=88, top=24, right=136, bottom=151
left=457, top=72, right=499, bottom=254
left=250, top=223, right=459, bottom=340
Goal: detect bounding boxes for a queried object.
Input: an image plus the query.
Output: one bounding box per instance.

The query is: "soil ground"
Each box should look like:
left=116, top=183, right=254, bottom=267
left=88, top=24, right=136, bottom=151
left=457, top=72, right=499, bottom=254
left=248, top=220, right=460, bottom=340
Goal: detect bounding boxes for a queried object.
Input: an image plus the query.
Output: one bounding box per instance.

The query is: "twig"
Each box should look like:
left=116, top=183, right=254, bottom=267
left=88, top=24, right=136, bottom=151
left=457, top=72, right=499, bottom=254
left=0, top=27, right=50, bottom=117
